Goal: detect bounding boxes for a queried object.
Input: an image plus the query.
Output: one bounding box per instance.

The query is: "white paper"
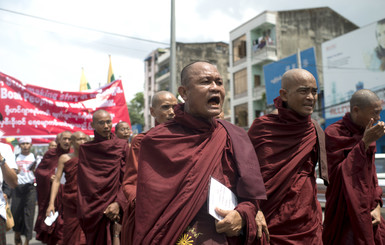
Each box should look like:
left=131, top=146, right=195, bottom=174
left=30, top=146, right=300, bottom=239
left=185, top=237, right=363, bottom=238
left=208, top=177, right=238, bottom=221
left=44, top=211, right=58, bottom=226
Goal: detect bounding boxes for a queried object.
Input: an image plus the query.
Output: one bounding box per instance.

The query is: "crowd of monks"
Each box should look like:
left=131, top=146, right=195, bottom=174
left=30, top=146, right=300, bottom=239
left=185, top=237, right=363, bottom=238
left=26, top=61, right=385, bottom=245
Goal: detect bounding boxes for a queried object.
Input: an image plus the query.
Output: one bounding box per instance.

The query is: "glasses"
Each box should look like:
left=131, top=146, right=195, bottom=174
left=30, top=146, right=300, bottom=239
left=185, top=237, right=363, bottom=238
left=97, top=120, right=112, bottom=126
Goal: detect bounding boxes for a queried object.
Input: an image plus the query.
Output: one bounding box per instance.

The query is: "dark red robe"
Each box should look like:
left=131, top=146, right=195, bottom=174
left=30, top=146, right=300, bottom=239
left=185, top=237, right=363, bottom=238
left=323, top=113, right=385, bottom=244
left=77, top=132, right=129, bottom=245
left=34, top=145, right=68, bottom=245
left=62, top=157, right=86, bottom=245
left=134, top=104, right=266, bottom=245
left=248, top=97, right=327, bottom=244
left=121, top=132, right=146, bottom=245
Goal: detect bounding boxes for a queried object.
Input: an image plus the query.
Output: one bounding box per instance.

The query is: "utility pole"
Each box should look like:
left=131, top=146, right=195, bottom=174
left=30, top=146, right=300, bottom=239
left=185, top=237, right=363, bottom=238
left=170, top=0, right=176, bottom=95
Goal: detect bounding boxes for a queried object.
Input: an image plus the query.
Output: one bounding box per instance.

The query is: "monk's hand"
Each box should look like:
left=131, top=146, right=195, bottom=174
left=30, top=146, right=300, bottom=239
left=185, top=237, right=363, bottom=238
left=363, top=119, right=385, bottom=150
left=104, top=202, right=120, bottom=222
left=371, top=203, right=382, bottom=226
left=215, top=208, right=244, bottom=237
left=50, top=174, right=56, bottom=182
left=46, top=204, right=55, bottom=217
left=255, top=210, right=270, bottom=242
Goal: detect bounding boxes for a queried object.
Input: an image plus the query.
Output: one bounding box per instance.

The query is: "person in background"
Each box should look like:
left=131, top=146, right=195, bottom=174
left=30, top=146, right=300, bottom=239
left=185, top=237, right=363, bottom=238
left=120, top=90, right=178, bottom=244
left=46, top=131, right=90, bottom=245
left=34, top=131, right=71, bottom=245
left=323, top=89, right=385, bottom=244
left=12, top=137, right=36, bottom=245
left=77, top=110, right=128, bottom=245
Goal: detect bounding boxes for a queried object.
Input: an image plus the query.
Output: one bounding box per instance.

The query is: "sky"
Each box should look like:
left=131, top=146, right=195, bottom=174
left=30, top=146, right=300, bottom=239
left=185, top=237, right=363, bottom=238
left=0, top=0, right=384, bottom=103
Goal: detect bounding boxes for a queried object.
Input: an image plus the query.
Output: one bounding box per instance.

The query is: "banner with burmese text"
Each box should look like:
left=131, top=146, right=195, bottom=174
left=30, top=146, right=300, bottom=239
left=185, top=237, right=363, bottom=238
left=0, top=72, right=131, bottom=143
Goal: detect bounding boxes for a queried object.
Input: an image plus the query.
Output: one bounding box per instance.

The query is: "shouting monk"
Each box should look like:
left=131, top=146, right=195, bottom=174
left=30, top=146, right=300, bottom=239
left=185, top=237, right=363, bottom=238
left=120, top=90, right=178, bottom=244
left=46, top=131, right=90, bottom=245
left=323, top=89, right=385, bottom=244
left=248, top=68, right=328, bottom=244
left=77, top=110, right=128, bottom=245
left=34, top=131, right=72, bottom=245
left=134, top=61, right=267, bottom=244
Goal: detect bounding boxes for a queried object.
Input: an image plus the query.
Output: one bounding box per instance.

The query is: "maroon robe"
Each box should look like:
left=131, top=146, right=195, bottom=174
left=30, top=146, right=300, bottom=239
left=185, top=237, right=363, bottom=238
left=77, top=132, right=129, bottom=245
left=248, top=97, right=327, bottom=244
left=323, top=113, right=385, bottom=244
left=121, top=132, right=146, bottom=245
left=62, top=157, right=86, bottom=245
left=34, top=145, right=68, bottom=245
left=134, top=104, right=266, bottom=245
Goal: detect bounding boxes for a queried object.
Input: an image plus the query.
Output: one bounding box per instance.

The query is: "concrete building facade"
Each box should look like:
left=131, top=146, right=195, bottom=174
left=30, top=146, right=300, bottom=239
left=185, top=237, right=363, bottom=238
left=144, top=42, right=229, bottom=131
left=229, top=7, right=358, bottom=129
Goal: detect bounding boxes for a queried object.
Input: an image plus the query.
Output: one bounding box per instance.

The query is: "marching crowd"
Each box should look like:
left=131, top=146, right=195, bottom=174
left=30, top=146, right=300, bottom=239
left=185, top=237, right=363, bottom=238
left=0, top=61, right=384, bottom=245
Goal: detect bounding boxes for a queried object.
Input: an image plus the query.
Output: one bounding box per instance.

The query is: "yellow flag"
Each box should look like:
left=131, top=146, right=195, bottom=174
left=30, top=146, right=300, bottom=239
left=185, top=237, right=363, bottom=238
left=107, top=55, right=115, bottom=84
left=79, top=68, right=91, bottom=91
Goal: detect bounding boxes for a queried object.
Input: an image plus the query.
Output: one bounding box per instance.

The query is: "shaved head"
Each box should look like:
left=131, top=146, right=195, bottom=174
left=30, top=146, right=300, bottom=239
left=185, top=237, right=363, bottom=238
left=279, top=69, right=318, bottom=117
left=281, top=69, right=315, bottom=91
left=180, top=61, right=212, bottom=86
left=350, top=89, right=382, bottom=128
left=350, top=89, right=380, bottom=111
left=150, top=91, right=178, bottom=124
left=92, top=109, right=110, bottom=122
left=151, top=91, right=176, bottom=107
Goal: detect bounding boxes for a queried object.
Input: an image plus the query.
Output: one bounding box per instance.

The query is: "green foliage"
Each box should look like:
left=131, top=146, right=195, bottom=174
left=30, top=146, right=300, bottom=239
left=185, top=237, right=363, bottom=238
left=127, top=92, right=144, bottom=127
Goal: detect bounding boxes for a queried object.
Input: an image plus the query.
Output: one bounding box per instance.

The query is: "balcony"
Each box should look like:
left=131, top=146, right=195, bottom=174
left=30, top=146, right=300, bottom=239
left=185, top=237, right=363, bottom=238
left=252, top=45, right=277, bottom=63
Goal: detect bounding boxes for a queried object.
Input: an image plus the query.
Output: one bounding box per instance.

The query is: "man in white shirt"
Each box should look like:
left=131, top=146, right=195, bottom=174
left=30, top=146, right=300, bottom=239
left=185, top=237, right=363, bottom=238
left=11, top=137, right=36, bottom=245
left=0, top=112, right=18, bottom=245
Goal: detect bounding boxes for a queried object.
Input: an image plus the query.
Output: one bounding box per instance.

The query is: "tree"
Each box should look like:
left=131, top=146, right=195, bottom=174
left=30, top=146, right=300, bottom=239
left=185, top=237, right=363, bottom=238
left=127, top=92, right=144, bottom=127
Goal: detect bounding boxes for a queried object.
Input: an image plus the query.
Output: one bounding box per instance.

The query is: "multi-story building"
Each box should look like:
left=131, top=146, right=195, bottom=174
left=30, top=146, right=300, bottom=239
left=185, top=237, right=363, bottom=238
left=229, top=7, right=358, bottom=128
left=144, top=42, right=229, bottom=131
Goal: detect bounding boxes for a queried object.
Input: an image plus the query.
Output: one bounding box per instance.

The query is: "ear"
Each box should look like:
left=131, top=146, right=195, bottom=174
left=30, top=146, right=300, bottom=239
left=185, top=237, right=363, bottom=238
left=150, top=107, right=155, bottom=117
left=91, top=121, right=96, bottom=130
left=279, top=88, right=288, bottom=102
left=351, top=105, right=360, bottom=114
left=178, top=86, right=188, bottom=101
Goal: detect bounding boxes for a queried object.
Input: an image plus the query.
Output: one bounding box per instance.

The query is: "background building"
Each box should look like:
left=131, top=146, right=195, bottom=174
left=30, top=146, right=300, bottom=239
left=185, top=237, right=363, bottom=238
left=229, top=7, right=358, bottom=128
left=144, top=42, right=229, bottom=130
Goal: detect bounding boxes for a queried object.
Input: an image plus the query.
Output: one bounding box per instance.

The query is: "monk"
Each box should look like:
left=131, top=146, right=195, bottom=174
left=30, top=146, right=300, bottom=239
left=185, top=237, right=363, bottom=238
left=323, top=89, right=385, bottom=244
left=115, top=121, right=132, bottom=142
left=77, top=109, right=128, bottom=245
left=248, top=68, right=328, bottom=244
left=120, top=90, right=178, bottom=244
left=34, top=131, right=72, bottom=245
left=46, top=131, right=90, bottom=245
left=134, top=61, right=267, bottom=244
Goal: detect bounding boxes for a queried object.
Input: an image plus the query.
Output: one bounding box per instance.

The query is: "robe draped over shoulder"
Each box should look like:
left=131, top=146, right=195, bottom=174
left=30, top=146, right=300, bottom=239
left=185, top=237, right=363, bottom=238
left=134, top=104, right=266, bottom=245
left=77, top=132, right=129, bottom=245
left=248, top=96, right=326, bottom=245
left=34, top=146, right=68, bottom=245
left=323, top=113, right=385, bottom=245
left=62, top=157, right=86, bottom=245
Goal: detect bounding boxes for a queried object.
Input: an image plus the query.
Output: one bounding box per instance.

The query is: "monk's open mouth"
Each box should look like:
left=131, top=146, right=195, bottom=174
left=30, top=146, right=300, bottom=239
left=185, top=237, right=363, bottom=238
left=208, top=96, right=220, bottom=106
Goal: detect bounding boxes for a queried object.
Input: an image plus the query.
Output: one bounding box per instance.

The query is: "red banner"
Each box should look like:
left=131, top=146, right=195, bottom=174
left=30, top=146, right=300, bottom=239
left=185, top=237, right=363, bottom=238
left=0, top=72, right=131, bottom=140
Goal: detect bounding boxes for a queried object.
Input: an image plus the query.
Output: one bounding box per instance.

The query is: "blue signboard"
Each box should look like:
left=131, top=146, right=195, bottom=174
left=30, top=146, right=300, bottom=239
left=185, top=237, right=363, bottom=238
left=263, top=47, right=319, bottom=105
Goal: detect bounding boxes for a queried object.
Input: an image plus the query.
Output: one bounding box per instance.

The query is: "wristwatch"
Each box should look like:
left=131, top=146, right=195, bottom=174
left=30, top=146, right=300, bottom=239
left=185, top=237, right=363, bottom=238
left=0, top=157, right=5, bottom=167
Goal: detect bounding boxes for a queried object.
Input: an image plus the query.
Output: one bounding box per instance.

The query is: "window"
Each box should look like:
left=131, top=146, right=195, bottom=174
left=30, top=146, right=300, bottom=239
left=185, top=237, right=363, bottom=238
left=233, top=35, right=247, bottom=63
left=234, top=103, right=248, bottom=127
left=234, top=69, right=247, bottom=97
left=254, top=75, right=261, bottom=88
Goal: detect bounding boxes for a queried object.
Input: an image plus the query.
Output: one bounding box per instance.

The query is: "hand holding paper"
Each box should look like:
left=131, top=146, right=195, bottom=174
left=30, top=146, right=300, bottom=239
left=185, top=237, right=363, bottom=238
left=44, top=211, right=58, bottom=226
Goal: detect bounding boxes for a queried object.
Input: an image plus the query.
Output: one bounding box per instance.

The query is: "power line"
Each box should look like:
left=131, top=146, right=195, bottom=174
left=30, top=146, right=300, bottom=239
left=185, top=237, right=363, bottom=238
left=0, top=7, right=169, bottom=46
